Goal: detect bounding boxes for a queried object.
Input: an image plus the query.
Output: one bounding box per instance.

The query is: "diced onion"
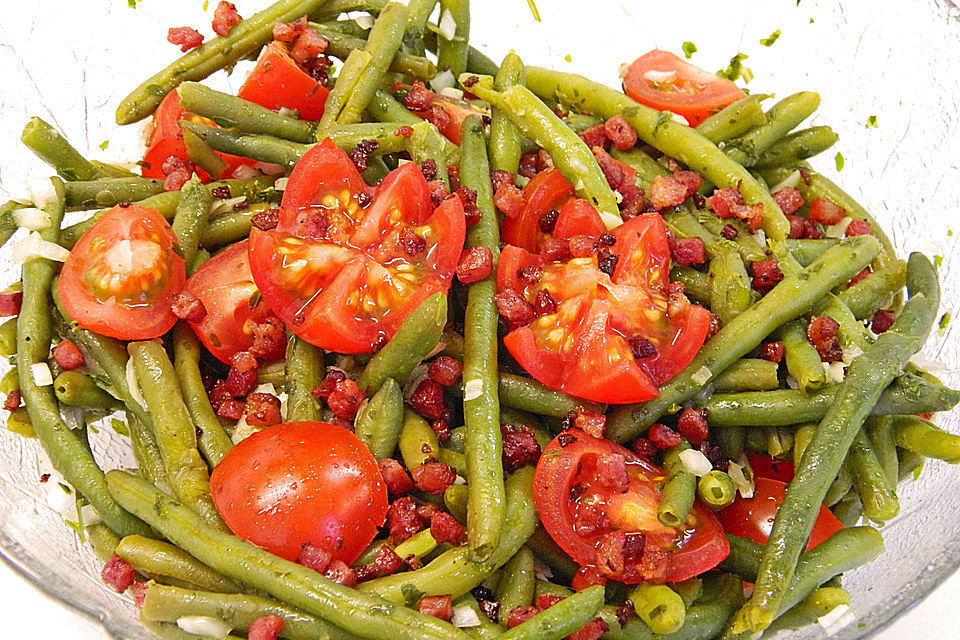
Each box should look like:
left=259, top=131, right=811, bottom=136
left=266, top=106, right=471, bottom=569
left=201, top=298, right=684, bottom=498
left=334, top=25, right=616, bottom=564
left=769, top=169, right=802, bottom=193
left=403, top=364, right=430, bottom=401
left=533, top=558, right=553, bottom=581
left=451, top=605, right=481, bottom=628
left=440, top=87, right=464, bottom=100
left=13, top=207, right=51, bottom=231
left=28, top=178, right=57, bottom=209
left=11, top=231, right=70, bottom=264
left=618, top=62, right=631, bottom=79
left=817, top=605, right=854, bottom=635
left=210, top=195, right=247, bottom=215
left=430, top=69, right=456, bottom=93
left=176, top=616, right=233, bottom=639
left=31, top=363, right=53, bottom=387
left=463, top=378, right=483, bottom=401
left=230, top=416, right=261, bottom=445
left=253, top=383, right=277, bottom=396
left=80, top=504, right=103, bottom=527
left=454, top=475, right=467, bottom=485
left=690, top=366, right=712, bottom=385
left=679, top=449, right=713, bottom=477
left=46, top=482, right=75, bottom=513
left=754, top=229, right=767, bottom=248
left=643, top=70, right=677, bottom=84
left=842, top=343, right=864, bottom=364
left=727, top=457, right=755, bottom=498
left=125, top=356, right=147, bottom=410
left=785, top=375, right=800, bottom=390
left=824, top=217, right=852, bottom=239
left=822, top=361, right=845, bottom=384
left=355, top=14, right=375, bottom=29
left=438, top=9, right=457, bottom=40
left=274, top=177, right=289, bottom=191
left=277, top=107, right=298, bottom=118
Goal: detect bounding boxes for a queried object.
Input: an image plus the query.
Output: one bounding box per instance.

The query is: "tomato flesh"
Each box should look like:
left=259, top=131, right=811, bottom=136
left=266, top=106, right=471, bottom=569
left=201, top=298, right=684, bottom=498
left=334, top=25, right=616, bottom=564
left=238, top=41, right=330, bottom=121
left=210, top=421, right=388, bottom=564
left=534, top=430, right=728, bottom=583
left=58, top=205, right=185, bottom=340
left=623, top=49, right=746, bottom=126
left=249, top=139, right=465, bottom=353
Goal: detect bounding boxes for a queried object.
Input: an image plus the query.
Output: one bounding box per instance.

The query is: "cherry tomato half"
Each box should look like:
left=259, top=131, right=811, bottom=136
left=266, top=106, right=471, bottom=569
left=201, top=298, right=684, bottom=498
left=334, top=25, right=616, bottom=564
left=238, top=41, right=330, bottom=121
left=209, top=421, right=388, bottom=564
left=58, top=205, right=185, bottom=340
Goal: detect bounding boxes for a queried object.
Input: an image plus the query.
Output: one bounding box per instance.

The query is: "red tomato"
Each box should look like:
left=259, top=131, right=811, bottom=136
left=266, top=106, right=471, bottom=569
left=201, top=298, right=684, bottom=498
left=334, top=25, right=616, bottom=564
left=248, top=138, right=465, bottom=353
left=238, top=41, right=330, bottom=121
left=141, top=91, right=253, bottom=179
left=498, top=214, right=711, bottom=404
left=58, top=205, right=184, bottom=340
left=209, top=421, right=388, bottom=564
left=717, top=478, right=843, bottom=552
left=746, top=452, right=795, bottom=483
left=184, top=240, right=284, bottom=364
left=409, top=95, right=486, bottom=145
left=623, top=50, right=746, bottom=126
left=534, top=430, right=728, bottom=583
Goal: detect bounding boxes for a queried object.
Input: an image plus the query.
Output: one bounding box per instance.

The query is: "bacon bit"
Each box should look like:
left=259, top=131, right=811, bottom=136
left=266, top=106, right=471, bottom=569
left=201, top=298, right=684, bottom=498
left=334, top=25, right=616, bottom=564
left=448, top=165, right=461, bottom=191
left=619, top=183, right=646, bottom=219
left=597, top=248, right=619, bottom=276
left=378, top=458, right=414, bottom=495
left=3, top=390, right=21, bottom=412
left=248, top=615, right=285, bottom=640
left=579, top=124, right=609, bottom=149
left=161, top=156, right=195, bottom=191
left=167, top=26, right=204, bottom=52
left=872, top=310, right=895, bottom=334
left=490, top=169, right=514, bottom=193
left=388, top=496, right=426, bottom=543
left=516, top=265, right=542, bottom=287
left=454, top=187, right=481, bottom=226
left=720, top=224, right=738, bottom=240
left=750, top=259, right=783, bottom=293
left=412, top=461, right=457, bottom=494
left=249, top=317, right=286, bottom=361
left=848, top=266, right=872, bottom=287
left=592, top=147, right=626, bottom=190
left=573, top=407, right=606, bottom=439
left=787, top=214, right=823, bottom=240
left=569, top=619, right=611, bottom=640
left=845, top=218, right=872, bottom=237
left=290, top=29, right=328, bottom=65
left=494, top=183, right=525, bottom=219
left=217, top=399, right=245, bottom=421
left=417, top=159, right=439, bottom=182
left=707, top=187, right=763, bottom=231
left=0, top=290, right=22, bottom=317
left=562, top=235, right=591, bottom=260
left=272, top=16, right=308, bottom=42
left=529, top=288, right=557, bottom=318
left=629, top=437, right=657, bottom=459
left=311, top=370, right=346, bottom=399
left=247, top=207, right=279, bottom=231
left=323, top=559, right=357, bottom=587
left=456, top=246, right=493, bottom=284
left=604, top=115, right=638, bottom=151
left=101, top=555, right=136, bottom=593
left=666, top=281, right=691, bottom=318
left=593, top=453, right=630, bottom=493
left=396, top=228, right=426, bottom=257
left=668, top=237, right=707, bottom=265
left=417, top=595, right=453, bottom=621
left=428, top=356, right=463, bottom=387
left=431, top=406, right=452, bottom=442
left=648, top=174, right=688, bottom=210
left=244, top=392, right=282, bottom=427
left=615, top=601, right=636, bottom=629
left=807, top=315, right=843, bottom=362
left=572, top=565, right=608, bottom=591
left=494, top=289, right=536, bottom=329
left=535, top=594, right=564, bottom=610
left=212, top=1, right=243, bottom=37
left=673, top=171, right=703, bottom=198
left=404, top=81, right=438, bottom=112
left=208, top=380, right=232, bottom=411
left=540, top=237, right=572, bottom=262
left=171, top=291, right=207, bottom=323
left=572, top=501, right=610, bottom=537
left=348, top=139, right=380, bottom=173
left=409, top=379, right=447, bottom=421
left=627, top=336, right=657, bottom=360
left=430, top=511, right=466, bottom=545
left=478, top=599, right=500, bottom=624
left=760, top=341, right=785, bottom=363
left=699, top=439, right=723, bottom=468
left=772, top=187, right=805, bottom=215
left=357, top=545, right=405, bottom=580
left=427, top=180, right=450, bottom=207
left=327, top=378, right=365, bottom=419
left=808, top=197, right=846, bottom=225
left=501, top=423, right=542, bottom=472
left=705, top=313, right=722, bottom=341
left=677, top=408, right=709, bottom=445
left=224, top=358, right=258, bottom=395
left=416, top=501, right=443, bottom=521
left=595, top=530, right=627, bottom=575
left=648, top=423, right=682, bottom=450
left=518, top=153, right=540, bottom=179
left=131, top=581, right=149, bottom=609
left=507, top=606, right=541, bottom=629
left=51, top=339, right=85, bottom=370
left=394, top=125, right=414, bottom=139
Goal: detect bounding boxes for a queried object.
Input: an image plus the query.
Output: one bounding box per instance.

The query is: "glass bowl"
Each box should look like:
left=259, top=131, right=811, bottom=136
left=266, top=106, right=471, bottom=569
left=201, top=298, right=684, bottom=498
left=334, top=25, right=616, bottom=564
left=1, top=0, right=959, bottom=638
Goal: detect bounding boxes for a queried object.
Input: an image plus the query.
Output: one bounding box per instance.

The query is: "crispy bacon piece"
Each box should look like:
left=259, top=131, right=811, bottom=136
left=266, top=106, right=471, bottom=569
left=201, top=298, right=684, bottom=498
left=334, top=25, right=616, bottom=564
left=629, top=437, right=657, bottom=459
left=490, top=169, right=514, bottom=193
left=348, top=139, right=380, bottom=173
left=101, top=555, right=136, bottom=593
left=244, top=392, right=282, bottom=427
left=248, top=615, right=285, bottom=640
left=572, top=501, right=610, bottom=537
left=326, top=378, right=365, bottom=420
left=648, top=423, right=682, bottom=450
left=494, top=289, right=536, bottom=329
left=217, top=399, right=245, bottom=420
left=3, top=390, right=21, bottom=411
left=455, top=187, right=481, bottom=227
left=273, top=16, right=308, bottom=42
left=224, top=355, right=258, bottom=397
left=579, top=124, right=609, bottom=149
left=323, top=559, right=357, bottom=587
left=668, top=237, right=707, bottom=265
left=707, top=187, right=763, bottom=231
left=430, top=511, right=466, bottom=545
left=249, top=317, right=285, bottom=360
left=760, top=341, right=786, bottom=363
left=412, top=461, right=457, bottom=494
left=409, top=378, right=447, bottom=420
left=397, top=227, right=424, bottom=257
left=167, top=26, right=204, bottom=52
left=807, top=315, right=843, bottom=362
left=808, top=197, right=846, bottom=225
left=533, top=288, right=558, bottom=317
left=592, top=147, right=625, bottom=190
left=604, top=115, right=638, bottom=151
left=569, top=618, right=611, bottom=640
left=494, top=183, right=525, bottom=218
left=501, top=423, right=542, bottom=472
left=428, top=356, right=463, bottom=387
left=387, top=496, right=426, bottom=544
left=649, top=174, right=688, bottom=210
left=418, top=595, right=453, bottom=621
left=251, top=208, right=280, bottom=231
left=312, top=370, right=346, bottom=399
left=456, top=246, right=493, bottom=284
left=615, top=601, right=636, bottom=629
left=366, top=545, right=405, bottom=578
left=0, top=290, right=22, bottom=317
left=404, top=81, right=438, bottom=111
left=131, top=581, right=149, bottom=609
left=619, top=183, right=646, bottom=219
left=290, top=29, right=328, bottom=65
left=771, top=187, right=805, bottom=215
left=52, top=339, right=85, bottom=370
left=161, top=156, right=195, bottom=192
left=171, top=291, right=207, bottom=323
left=848, top=266, right=872, bottom=287
left=540, top=237, right=572, bottom=262
left=871, top=310, right=895, bottom=334
left=378, top=458, right=415, bottom=495
left=845, top=218, right=872, bottom=236
left=677, top=408, right=709, bottom=445
left=212, top=1, right=243, bottom=37
left=572, top=565, right=608, bottom=591
left=506, top=606, right=540, bottom=629
left=750, top=259, right=783, bottom=293
left=572, top=407, right=606, bottom=439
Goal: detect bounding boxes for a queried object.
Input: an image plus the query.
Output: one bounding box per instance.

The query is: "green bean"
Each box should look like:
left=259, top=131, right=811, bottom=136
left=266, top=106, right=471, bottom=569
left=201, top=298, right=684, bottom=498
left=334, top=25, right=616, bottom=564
left=606, top=235, right=881, bottom=442
left=1, top=367, right=19, bottom=395
left=778, top=318, right=827, bottom=391
left=498, top=585, right=604, bottom=640
left=320, top=3, right=408, bottom=129
left=400, top=0, right=437, bottom=55
left=822, top=458, right=854, bottom=508
left=0, top=318, right=17, bottom=357
left=138, top=620, right=245, bottom=640
left=525, top=527, right=579, bottom=583
left=694, top=94, right=768, bottom=145
left=708, top=250, right=753, bottom=325
left=199, top=208, right=258, bottom=248
left=408, top=122, right=451, bottom=189
left=837, top=259, right=907, bottom=319
left=141, top=582, right=361, bottom=640
left=0, top=200, right=28, bottom=248
left=436, top=0, right=473, bottom=75
left=310, top=23, right=436, bottom=80
left=312, top=0, right=388, bottom=20
left=358, top=466, right=537, bottom=602
left=179, top=82, right=316, bottom=143
left=669, top=266, right=712, bottom=306
left=4, top=407, right=33, bottom=438
left=659, top=441, right=696, bottom=528
left=629, top=583, right=685, bottom=634
left=116, top=535, right=242, bottom=594
left=108, top=470, right=473, bottom=640
left=20, top=117, right=103, bottom=181
left=762, top=587, right=850, bottom=635
left=697, top=470, right=737, bottom=511
left=609, top=147, right=669, bottom=189
left=752, top=126, right=838, bottom=169
left=172, top=324, right=234, bottom=467
left=187, top=247, right=209, bottom=276
left=117, top=0, right=328, bottom=124
left=399, top=408, right=441, bottom=470
left=715, top=426, right=745, bottom=461
left=63, top=177, right=164, bottom=211
left=848, top=429, right=899, bottom=523
left=357, top=293, right=446, bottom=394
left=724, top=92, right=820, bottom=167
left=696, top=214, right=768, bottom=263
left=786, top=238, right=838, bottom=267
left=423, top=30, right=499, bottom=76
left=171, top=176, right=214, bottom=266
left=182, top=126, right=229, bottom=178
left=352, top=378, right=403, bottom=459
left=395, top=528, right=440, bottom=559
left=524, top=66, right=790, bottom=241
left=180, top=121, right=309, bottom=168
left=85, top=523, right=121, bottom=564
left=892, top=415, right=960, bottom=462
left=793, top=423, right=817, bottom=469
left=53, top=370, right=120, bottom=410
left=733, top=254, right=939, bottom=633
left=495, top=548, right=536, bottom=627
left=669, top=578, right=703, bottom=609
left=467, top=78, right=622, bottom=229
left=489, top=52, right=525, bottom=174
left=129, top=340, right=226, bottom=530
left=444, top=483, right=469, bottom=523
left=284, top=333, right=324, bottom=422
left=498, top=372, right=600, bottom=420
left=367, top=89, right=424, bottom=124
left=765, top=426, right=795, bottom=459
left=16, top=178, right=149, bottom=538
left=712, top=359, right=780, bottom=393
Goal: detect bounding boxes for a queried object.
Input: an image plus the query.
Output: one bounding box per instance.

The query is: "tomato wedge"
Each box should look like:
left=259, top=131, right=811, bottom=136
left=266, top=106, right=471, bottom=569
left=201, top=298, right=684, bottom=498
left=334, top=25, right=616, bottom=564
left=248, top=139, right=466, bottom=353
left=623, top=49, right=746, bottom=126
left=58, top=205, right=185, bottom=340
left=534, top=430, right=728, bottom=584
left=717, top=477, right=843, bottom=552
left=184, top=240, right=284, bottom=364
left=238, top=41, right=330, bottom=121
left=498, top=213, right=711, bottom=404
left=746, top=452, right=795, bottom=484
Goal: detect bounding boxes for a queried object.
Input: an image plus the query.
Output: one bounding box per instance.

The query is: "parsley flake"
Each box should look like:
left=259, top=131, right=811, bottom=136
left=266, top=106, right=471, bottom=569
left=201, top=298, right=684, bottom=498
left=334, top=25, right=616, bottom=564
left=866, top=115, right=878, bottom=128
left=717, top=53, right=749, bottom=82
left=564, top=54, right=572, bottom=63
left=835, top=152, right=844, bottom=171
left=526, top=0, right=541, bottom=22
left=940, top=312, right=952, bottom=332
left=682, top=41, right=697, bottom=59
left=760, top=30, right=782, bottom=47
left=99, top=140, right=109, bottom=151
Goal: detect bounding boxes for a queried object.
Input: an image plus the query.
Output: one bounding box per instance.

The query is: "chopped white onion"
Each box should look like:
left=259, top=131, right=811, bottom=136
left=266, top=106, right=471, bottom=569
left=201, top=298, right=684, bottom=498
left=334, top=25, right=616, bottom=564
left=274, top=177, right=289, bottom=191
left=253, top=161, right=285, bottom=176
left=355, top=14, right=375, bottom=29
left=277, top=107, right=298, bottom=118
left=438, top=9, right=457, bottom=40
left=679, top=449, right=713, bottom=477
left=125, top=355, right=147, bottom=410
left=397, top=158, right=413, bottom=166
left=533, top=557, right=553, bottom=581
left=451, top=605, right=481, bottom=628
left=8, top=180, right=33, bottom=205
left=727, top=457, right=755, bottom=499
left=31, top=363, right=53, bottom=387
left=769, top=169, right=802, bottom=194
left=253, top=382, right=277, bottom=396
left=453, top=475, right=467, bottom=485
left=11, top=231, right=69, bottom=264
left=463, top=378, right=483, bottom=401
left=785, top=375, right=799, bottom=390
left=824, top=217, right=852, bottom=239
left=618, top=63, right=631, bottom=79
left=13, top=207, right=51, bottom=231
left=643, top=70, right=677, bottom=84
left=754, top=229, right=766, bottom=248
left=28, top=178, right=57, bottom=209
left=817, top=604, right=855, bottom=635
left=690, top=366, right=712, bottom=385
left=80, top=504, right=103, bottom=527
left=430, top=69, right=456, bottom=93
left=230, top=416, right=260, bottom=445
left=822, top=361, right=846, bottom=384
left=842, top=343, right=864, bottom=364
left=46, top=482, right=75, bottom=513
left=231, top=164, right=259, bottom=180
left=176, top=616, right=232, bottom=639
left=440, top=87, right=464, bottom=100
left=211, top=195, right=248, bottom=215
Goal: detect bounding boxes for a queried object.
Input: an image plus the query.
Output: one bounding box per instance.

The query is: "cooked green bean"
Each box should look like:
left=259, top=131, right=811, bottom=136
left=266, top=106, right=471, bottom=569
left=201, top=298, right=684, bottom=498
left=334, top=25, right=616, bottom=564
left=526, top=527, right=579, bottom=583
left=495, top=547, right=536, bottom=627
left=354, top=378, right=404, bottom=459
left=309, top=23, right=436, bottom=80
left=53, top=370, right=120, bottom=410
left=892, top=415, right=960, bottom=462
left=400, top=0, right=437, bottom=55
left=0, top=200, right=27, bottom=248
left=395, top=527, right=439, bottom=559
left=285, top=333, right=324, bottom=422
left=0, top=318, right=17, bottom=357
left=171, top=176, right=213, bottom=266
left=423, top=29, right=499, bottom=76
left=837, top=259, right=907, bottom=319
left=138, top=620, right=245, bottom=640
left=437, top=0, right=471, bottom=76
left=712, top=359, right=780, bottom=393
left=753, top=126, right=839, bottom=169
left=1, top=367, right=19, bottom=395
left=85, top=523, right=121, bottom=564
left=408, top=122, right=451, bottom=189
left=698, top=470, right=737, bottom=511
left=669, top=266, right=712, bottom=306
left=63, top=177, right=164, bottom=211
left=848, top=429, right=899, bottom=523
left=708, top=250, right=753, bottom=325
left=793, top=422, right=817, bottom=468
left=489, top=52, right=525, bottom=174
left=724, top=92, right=821, bottom=168
left=178, top=82, right=316, bottom=143
left=762, top=587, right=850, bottom=635
left=694, top=94, right=768, bottom=145
left=116, top=534, right=241, bottom=594
left=444, top=483, right=469, bottom=523
left=20, top=117, right=103, bottom=181
left=787, top=238, right=839, bottom=267
left=182, top=126, right=229, bottom=179
left=399, top=408, right=441, bottom=470
left=778, top=318, right=827, bottom=391
left=629, top=583, right=685, bottom=634
left=499, top=585, right=604, bottom=640
left=659, top=441, right=696, bottom=528
left=498, top=372, right=600, bottom=420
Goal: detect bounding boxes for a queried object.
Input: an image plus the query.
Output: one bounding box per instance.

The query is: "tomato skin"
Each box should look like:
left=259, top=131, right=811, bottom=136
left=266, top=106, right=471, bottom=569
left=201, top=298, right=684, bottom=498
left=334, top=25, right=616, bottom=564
left=238, top=41, right=330, bottom=121
left=623, top=50, right=746, bottom=126
left=502, top=169, right=575, bottom=252
left=534, top=430, right=729, bottom=583
left=746, top=453, right=795, bottom=483
left=58, top=205, right=185, bottom=340
left=184, top=240, right=284, bottom=364
left=209, top=421, right=388, bottom=564
left=717, top=478, right=843, bottom=552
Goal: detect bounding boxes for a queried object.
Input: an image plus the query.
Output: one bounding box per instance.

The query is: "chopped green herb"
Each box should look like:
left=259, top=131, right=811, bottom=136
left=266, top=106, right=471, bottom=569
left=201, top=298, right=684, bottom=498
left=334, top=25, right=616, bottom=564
left=934, top=255, right=944, bottom=268
left=717, top=53, right=749, bottom=82
left=526, top=0, right=541, bottom=22
left=760, top=29, right=782, bottom=47
left=809, top=18, right=815, bottom=23
left=741, top=67, right=755, bottom=84
left=655, top=111, right=672, bottom=132
left=127, top=0, right=136, bottom=7
left=865, top=115, right=878, bottom=128
left=682, top=41, right=697, bottom=59
left=564, top=54, right=572, bottom=63
left=939, top=312, right=952, bottom=332
left=835, top=152, right=844, bottom=171
left=111, top=418, right=130, bottom=437
left=99, top=140, right=109, bottom=151
left=401, top=583, right=425, bottom=606
left=949, top=230, right=954, bottom=237
left=203, top=0, right=209, bottom=9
